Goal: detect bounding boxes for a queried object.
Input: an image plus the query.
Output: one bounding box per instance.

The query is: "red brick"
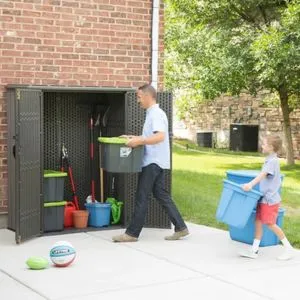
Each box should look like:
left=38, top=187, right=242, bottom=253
left=23, top=10, right=41, bottom=17
left=62, top=1, right=80, bottom=8
left=2, top=50, right=20, bottom=57
left=56, top=47, right=74, bottom=53
left=2, top=64, right=21, bottom=71
left=22, top=65, right=41, bottom=71
left=54, top=59, right=72, bottom=66
left=15, top=3, right=34, bottom=9
left=73, top=60, right=90, bottom=67
left=22, top=24, right=41, bottom=31
left=128, top=1, right=143, bottom=8
left=90, top=74, right=109, bottom=81
left=23, top=51, right=42, bottom=57
left=99, top=5, right=115, bottom=11
left=116, top=56, right=131, bottom=62
left=80, top=3, right=97, bottom=10
left=42, top=66, right=59, bottom=72
left=0, top=16, right=13, bottom=22
left=73, top=73, right=90, bottom=80
left=42, top=12, right=60, bottom=19
left=43, top=52, right=60, bottom=59
left=34, top=4, right=54, bottom=12
left=54, top=6, right=73, bottom=14
left=40, top=79, right=60, bottom=85
left=16, top=30, right=35, bottom=37
left=24, top=38, right=42, bottom=44
left=35, top=59, right=53, bottom=65
left=37, top=32, right=54, bottom=39
left=0, top=43, right=15, bottom=49
left=15, top=17, right=34, bottom=24
left=3, top=36, right=21, bottom=43
left=3, top=9, right=21, bottom=16
left=59, top=79, right=79, bottom=85
left=75, top=48, right=92, bottom=54
left=0, top=1, right=13, bottom=8
left=110, top=0, right=126, bottom=5
left=43, top=39, right=60, bottom=45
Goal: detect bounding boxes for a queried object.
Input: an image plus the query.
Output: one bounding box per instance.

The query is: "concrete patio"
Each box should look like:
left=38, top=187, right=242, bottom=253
left=0, top=222, right=299, bottom=300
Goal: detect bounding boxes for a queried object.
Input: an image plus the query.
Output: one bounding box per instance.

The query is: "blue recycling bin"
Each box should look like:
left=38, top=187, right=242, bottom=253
left=226, top=170, right=285, bottom=246
left=229, top=208, right=285, bottom=246
left=216, top=180, right=263, bottom=228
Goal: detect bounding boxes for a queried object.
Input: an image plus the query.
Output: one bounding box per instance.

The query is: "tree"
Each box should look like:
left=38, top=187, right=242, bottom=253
left=166, top=0, right=300, bottom=165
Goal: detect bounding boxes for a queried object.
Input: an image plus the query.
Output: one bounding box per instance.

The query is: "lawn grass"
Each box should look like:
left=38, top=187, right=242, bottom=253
left=172, top=140, right=300, bottom=248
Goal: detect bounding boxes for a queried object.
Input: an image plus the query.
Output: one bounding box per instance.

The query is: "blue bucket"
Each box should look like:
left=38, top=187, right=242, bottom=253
left=85, top=203, right=111, bottom=227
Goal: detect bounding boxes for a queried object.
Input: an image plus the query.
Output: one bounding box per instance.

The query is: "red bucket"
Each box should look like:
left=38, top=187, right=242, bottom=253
left=64, top=202, right=76, bottom=227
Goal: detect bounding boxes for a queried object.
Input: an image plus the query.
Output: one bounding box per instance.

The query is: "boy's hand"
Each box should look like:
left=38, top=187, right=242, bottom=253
left=242, top=183, right=252, bottom=192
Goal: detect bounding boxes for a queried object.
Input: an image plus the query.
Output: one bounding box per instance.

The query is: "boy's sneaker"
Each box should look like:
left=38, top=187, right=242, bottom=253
left=239, top=249, right=258, bottom=259
left=277, top=248, right=294, bottom=261
left=164, top=228, right=189, bottom=240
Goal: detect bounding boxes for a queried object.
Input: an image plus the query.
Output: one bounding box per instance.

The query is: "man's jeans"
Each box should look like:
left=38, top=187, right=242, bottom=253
left=126, top=163, right=187, bottom=238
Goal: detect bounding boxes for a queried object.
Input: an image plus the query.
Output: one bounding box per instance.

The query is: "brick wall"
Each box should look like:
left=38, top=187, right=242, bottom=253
left=184, top=92, right=300, bottom=158
left=0, top=0, right=165, bottom=214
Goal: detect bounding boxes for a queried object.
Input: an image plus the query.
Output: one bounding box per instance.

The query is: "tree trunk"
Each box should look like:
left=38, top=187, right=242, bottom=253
left=278, top=86, right=295, bottom=165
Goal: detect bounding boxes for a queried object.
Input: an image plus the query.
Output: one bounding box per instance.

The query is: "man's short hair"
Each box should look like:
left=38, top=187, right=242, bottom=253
left=138, top=84, right=157, bottom=99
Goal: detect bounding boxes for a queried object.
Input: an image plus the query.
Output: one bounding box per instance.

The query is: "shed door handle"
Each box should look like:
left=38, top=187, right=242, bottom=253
left=13, top=145, right=16, bottom=158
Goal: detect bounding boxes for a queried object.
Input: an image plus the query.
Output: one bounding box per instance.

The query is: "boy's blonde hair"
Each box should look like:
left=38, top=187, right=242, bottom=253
left=265, top=135, right=282, bottom=153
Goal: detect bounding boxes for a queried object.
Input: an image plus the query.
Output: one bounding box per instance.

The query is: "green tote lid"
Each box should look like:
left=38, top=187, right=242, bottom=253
left=44, top=170, right=68, bottom=178
left=98, top=137, right=127, bottom=144
left=44, top=201, right=67, bottom=207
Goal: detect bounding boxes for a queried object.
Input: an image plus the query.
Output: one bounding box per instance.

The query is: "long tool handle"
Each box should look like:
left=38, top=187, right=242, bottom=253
left=90, top=115, right=96, bottom=202
left=100, top=168, right=104, bottom=202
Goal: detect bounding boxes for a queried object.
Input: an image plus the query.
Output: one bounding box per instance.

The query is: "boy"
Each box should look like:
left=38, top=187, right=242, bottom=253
left=239, top=135, right=293, bottom=260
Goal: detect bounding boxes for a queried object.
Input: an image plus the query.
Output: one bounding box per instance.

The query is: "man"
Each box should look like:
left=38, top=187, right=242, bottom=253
left=112, top=84, right=189, bottom=242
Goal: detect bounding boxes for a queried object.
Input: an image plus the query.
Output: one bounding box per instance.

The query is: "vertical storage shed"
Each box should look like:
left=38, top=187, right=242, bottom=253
left=7, top=86, right=172, bottom=243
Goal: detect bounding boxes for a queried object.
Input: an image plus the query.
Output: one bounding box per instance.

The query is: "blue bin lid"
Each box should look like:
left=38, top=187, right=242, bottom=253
left=226, top=170, right=260, bottom=177
left=223, top=179, right=263, bottom=197
left=226, top=170, right=285, bottom=178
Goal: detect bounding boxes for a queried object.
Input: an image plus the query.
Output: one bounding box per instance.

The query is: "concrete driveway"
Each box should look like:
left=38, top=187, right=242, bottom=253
left=0, top=223, right=299, bottom=300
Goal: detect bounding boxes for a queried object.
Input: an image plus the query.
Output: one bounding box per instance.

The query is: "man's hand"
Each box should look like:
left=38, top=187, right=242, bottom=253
left=120, top=135, right=136, bottom=139
left=242, top=183, right=252, bottom=192
left=126, top=136, right=144, bottom=148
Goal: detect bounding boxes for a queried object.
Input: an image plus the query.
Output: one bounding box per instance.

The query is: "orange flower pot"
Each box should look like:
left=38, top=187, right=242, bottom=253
left=72, top=210, right=89, bottom=229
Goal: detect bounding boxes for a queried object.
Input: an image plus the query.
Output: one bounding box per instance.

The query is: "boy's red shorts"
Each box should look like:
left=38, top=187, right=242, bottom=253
left=256, top=203, right=279, bottom=225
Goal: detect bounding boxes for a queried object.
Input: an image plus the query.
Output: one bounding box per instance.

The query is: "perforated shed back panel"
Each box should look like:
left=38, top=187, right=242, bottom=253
left=43, top=91, right=172, bottom=229
left=124, top=92, right=172, bottom=229
left=44, top=92, right=92, bottom=207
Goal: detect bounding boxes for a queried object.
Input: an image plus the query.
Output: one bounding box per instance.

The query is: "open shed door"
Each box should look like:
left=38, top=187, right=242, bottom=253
left=15, top=89, right=43, bottom=243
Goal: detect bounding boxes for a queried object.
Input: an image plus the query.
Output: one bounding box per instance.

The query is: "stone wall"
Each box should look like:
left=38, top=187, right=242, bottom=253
left=184, top=92, right=300, bottom=158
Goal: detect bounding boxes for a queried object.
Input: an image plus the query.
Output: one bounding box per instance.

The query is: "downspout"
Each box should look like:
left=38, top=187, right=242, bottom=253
left=151, top=0, right=160, bottom=90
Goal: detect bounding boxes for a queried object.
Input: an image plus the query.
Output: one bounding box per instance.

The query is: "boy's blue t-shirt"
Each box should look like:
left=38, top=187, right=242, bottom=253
left=260, top=153, right=281, bottom=204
